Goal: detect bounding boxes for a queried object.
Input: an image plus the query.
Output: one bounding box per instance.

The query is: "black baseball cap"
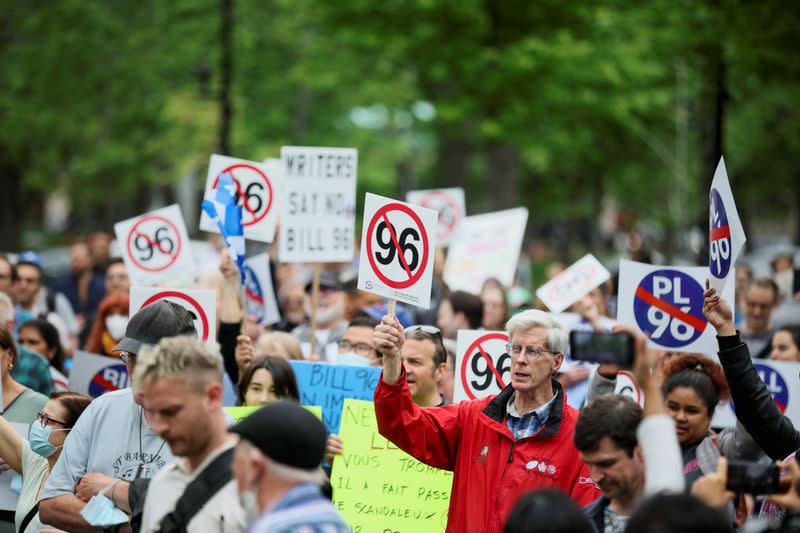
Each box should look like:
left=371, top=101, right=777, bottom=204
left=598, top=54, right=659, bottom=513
left=114, top=300, right=197, bottom=355
left=229, top=401, right=327, bottom=469
left=304, top=270, right=342, bottom=292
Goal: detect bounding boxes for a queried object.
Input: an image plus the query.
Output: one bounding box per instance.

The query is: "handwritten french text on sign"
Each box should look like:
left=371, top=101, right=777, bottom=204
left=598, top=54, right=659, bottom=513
left=406, top=188, right=466, bottom=246
left=708, top=157, right=746, bottom=293
left=289, top=361, right=381, bottom=434
left=114, top=204, right=193, bottom=286
left=713, top=359, right=800, bottom=428
left=69, top=351, right=131, bottom=398
left=243, top=253, right=281, bottom=326
left=617, top=260, right=735, bottom=355
left=357, top=193, right=438, bottom=309
left=444, top=208, right=528, bottom=295
left=278, top=146, right=357, bottom=263
left=199, top=154, right=279, bottom=243
left=536, top=254, right=611, bottom=313
left=454, top=330, right=510, bottom=403
left=331, top=399, right=452, bottom=533
left=129, top=287, right=216, bottom=343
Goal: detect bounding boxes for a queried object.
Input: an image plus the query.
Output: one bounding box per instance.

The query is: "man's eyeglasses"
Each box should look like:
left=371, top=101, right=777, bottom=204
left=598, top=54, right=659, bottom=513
left=37, top=411, right=68, bottom=428
left=505, top=344, right=553, bottom=359
left=338, top=340, right=376, bottom=357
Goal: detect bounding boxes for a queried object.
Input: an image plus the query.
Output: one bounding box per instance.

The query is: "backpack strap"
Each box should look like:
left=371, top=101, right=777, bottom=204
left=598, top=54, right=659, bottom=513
left=156, top=448, right=234, bottom=533
left=19, top=502, right=39, bottom=533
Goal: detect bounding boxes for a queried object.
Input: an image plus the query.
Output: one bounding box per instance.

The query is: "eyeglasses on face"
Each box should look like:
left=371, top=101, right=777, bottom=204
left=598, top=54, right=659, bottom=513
left=37, top=411, right=68, bottom=428
left=338, top=340, right=376, bottom=356
left=505, top=344, right=552, bottom=359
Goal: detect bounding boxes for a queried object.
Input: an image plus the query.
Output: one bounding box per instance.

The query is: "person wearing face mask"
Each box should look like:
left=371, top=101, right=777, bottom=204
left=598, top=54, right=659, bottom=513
left=290, top=271, right=348, bottom=361
left=230, top=401, right=349, bottom=532
left=0, top=392, right=91, bottom=533
left=84, top=292, right=129, bottom=357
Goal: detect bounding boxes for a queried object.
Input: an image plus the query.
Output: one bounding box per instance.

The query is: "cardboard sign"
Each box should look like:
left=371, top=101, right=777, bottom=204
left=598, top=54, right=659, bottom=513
left=454, top=330, right=510, bottom=403
left=288, top=361, right=381, bottom=434
left=536, top=254, right=611, bottom=313
left=357, top=193, right=438, bottom=309
left=708, top=157, right=746, bottom=293
left=114, top=204, right=194, bottom=286
left=406, top=188, right=466, bottom=246
left=713, top=359, right=800, bottom=428
left=224, top=405, right=322, bottom=423
left=0, top=423, right=28, bottom=511
left=278, top=146, right=358, bottom=263
left=129, top=287, right=216, bottom=343
left=243, top=253, right=281, bottom=326
left=331, top=399, right=453, bottom=533
left=69, top=351, right=131, bottom=398
left=199, top=154, right=279, bottom=243
left=443, top=208, right=528, bottom=294
left=617, top=260, right=735, bottom=355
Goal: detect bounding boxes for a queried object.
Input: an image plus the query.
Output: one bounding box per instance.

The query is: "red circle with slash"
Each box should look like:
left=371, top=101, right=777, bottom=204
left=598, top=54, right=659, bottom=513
left=211, top=163, right=273, bottom=226
left=365, top=203, right=430, bottom=289
left=126, top=215, right=182, bottom=272
left=418, top=190, right=461, bottom=242
left=141, top=291, right=210, bottom=341
left=460, top=332, right=510, bottom=400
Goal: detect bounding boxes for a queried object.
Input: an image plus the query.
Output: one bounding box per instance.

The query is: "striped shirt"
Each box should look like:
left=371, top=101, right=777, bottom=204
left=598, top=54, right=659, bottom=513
left=247, top=483, right=349, bottom=533
left=506, top=391, right=558, bottom=440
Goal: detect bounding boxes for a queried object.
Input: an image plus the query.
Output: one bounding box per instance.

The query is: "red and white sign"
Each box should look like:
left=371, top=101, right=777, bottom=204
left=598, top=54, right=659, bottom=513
left=199, top=154, right=279, bottom=243
left=114, top=204, right=193, bottom=286
left=454, top=330, right=510, bottom=403
left=406, top=188, right=465, bottom=246
left=536, top=254, right=611, bottom=313
left=357, top=193, right=438, bottom=309
left=129, top=287, right=216, bottom=342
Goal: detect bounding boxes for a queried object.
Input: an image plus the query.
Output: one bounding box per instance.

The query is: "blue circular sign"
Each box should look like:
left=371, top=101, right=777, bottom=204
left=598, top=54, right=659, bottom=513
left=754, top=363, right=789, bottom=413
left=633, top=270, right=707, bottom=348
left=243, top=265, right=265, bottom=322
left=88, top=363, right=130, bottom=398
left=709, top=188, right=732, bottom=278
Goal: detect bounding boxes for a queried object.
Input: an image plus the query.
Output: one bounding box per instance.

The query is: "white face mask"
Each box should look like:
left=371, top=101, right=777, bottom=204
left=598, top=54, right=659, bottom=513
left=240, top=487, right=261, bottom=524
left=105, top=314, right=128, bottom=340
left=336, top=352, right=371, bottom=367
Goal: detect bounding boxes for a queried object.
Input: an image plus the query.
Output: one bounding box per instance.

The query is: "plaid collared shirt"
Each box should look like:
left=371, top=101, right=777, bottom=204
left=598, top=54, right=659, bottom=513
left=506, top=391, right=558, bottom=441
left=11, top=344, right=53, bottom=397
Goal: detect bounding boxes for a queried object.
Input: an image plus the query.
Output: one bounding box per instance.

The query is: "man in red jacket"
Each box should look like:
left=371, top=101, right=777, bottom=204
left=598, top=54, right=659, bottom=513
left=373, top=309, right=600, bottom=533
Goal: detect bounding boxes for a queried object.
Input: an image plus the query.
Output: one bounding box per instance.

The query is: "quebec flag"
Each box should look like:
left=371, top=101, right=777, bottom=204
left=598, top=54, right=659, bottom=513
left=202, top=173, right=245, bottom=283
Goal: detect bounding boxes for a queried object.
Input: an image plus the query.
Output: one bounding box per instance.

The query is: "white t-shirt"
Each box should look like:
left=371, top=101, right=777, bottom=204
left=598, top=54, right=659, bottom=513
left=141, top=440, right=245, bottom=533
left=16, top=440, right=49, bottom=533
left=41, top=388, right=175, bottom=500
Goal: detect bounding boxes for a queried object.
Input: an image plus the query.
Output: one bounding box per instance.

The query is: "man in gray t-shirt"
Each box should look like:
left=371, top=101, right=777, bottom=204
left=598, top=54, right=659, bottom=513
left=39, top=301, right=197, bottom=532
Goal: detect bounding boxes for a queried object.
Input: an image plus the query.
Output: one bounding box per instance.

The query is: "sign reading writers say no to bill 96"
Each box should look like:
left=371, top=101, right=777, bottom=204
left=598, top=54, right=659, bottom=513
left=278, top=146, right=357, bottom=263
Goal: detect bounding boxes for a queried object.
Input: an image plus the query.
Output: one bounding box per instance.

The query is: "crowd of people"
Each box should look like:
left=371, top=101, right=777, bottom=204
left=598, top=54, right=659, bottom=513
left=0, top=230, right=798, bottom=532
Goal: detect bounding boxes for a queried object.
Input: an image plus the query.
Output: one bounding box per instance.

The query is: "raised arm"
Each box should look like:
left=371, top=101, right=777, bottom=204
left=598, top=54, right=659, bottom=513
left=0, top=414, right=24, bottom=474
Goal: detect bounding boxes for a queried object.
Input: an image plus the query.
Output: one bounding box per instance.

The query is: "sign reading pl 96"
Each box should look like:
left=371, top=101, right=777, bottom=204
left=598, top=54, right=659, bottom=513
left=278, top=146, right=357, bottom=263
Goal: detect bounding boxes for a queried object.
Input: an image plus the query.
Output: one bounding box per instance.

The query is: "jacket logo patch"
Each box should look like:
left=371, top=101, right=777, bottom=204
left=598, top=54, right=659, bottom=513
left=525, top=458, right=558, bottom=478
left=474, top=444, right=489, bottom=464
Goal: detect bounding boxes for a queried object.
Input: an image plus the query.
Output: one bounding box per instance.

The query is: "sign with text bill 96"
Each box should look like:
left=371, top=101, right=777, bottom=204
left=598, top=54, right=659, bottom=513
left=357, top=193, right=438, bottom=309
left=617, top=259, right=735, bottom=355
left=278, top=146, right=357, bottom=263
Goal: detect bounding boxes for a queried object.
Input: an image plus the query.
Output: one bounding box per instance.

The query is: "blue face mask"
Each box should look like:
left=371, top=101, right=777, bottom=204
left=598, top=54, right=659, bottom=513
left=28, top=420, right=66, bottom=458
left=80, top=492, right=128, bottom=527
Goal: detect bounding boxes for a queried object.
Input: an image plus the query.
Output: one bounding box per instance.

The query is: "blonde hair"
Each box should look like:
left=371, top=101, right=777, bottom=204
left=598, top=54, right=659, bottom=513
left=135, top=336, right=223, bottom=392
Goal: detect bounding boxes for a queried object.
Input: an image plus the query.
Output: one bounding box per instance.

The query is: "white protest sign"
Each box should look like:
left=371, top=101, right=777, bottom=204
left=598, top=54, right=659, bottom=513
left=114, top=204, right=194, bottom=286
left=129, top=287, right=216, bottom=343
left=243, top=253, right=281, bottom=326
left=708, top=156, right=746, bottom=293
left=454, top=330, right=510, bottom=403
left=617, top=259, right=735, bottom=355
left=278, top=146, right=357, bottom=263
left=0, top=423, right=28, bottom=511
left=357, top=193, right=438, bottom=309
left=406, top=187, right=466, bottom=246
left=199, top=154, right=279, bottom=243
left=536, top=254, right=611, bottom=313
left=443, top=207, right=528, bottom=295
left=613, top=371, right=643, bottom=407
left=69, top=351, right=131, bottom=397
left=712, top=359, right=800, bottom=429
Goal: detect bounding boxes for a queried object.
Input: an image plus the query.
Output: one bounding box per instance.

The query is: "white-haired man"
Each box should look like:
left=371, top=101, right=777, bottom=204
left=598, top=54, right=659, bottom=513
left=373, top=309, right=599, bottom=533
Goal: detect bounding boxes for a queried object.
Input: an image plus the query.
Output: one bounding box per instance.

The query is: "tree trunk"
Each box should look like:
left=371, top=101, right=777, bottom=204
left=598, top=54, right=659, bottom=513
left=0, top=151, right=23, bottom=250
left=218, top=0, right=233, bottom=155
left=486, top=140, right=518, bottom=211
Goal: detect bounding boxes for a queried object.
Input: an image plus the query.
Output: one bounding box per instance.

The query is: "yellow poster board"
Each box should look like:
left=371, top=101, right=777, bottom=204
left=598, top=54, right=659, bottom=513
left=225, top=405, right=322, bottom=423
left=331, top=399, right=452, bottom=533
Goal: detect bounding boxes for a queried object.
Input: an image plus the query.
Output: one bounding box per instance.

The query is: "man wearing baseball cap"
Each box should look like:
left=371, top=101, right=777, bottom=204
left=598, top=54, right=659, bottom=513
left=39, top=300, right=196, bottom=532
left=230, top=401, right=349, bottom=532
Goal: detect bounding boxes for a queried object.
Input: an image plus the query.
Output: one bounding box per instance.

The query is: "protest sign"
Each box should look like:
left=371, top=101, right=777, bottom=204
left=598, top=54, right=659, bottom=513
left=443, top=207, right=528, bottom=295
left=129, top=287, right=216, bottom=343
left=712, top=359, right=800, bottom=428
left=288, top=361, right=381, bottom=433
left=224, top=405, right=322, bottom=423
left=0, top=423, right=28, bottom=511
left=357, top=193, right=438, bottom=309
left=617, top=260, right=735, bottom=355
left=243, top=253, right=281, bottom=326
left=536, top=254, right=611, bottom=313
left=69, top=351, right=130, bottom=397
left=278, top=146, right=357, bottom=263
left=331, top=399, right=452, bottom=533
left=406, top=187, right=465, bottom=246
left=454, top=330, right=510, bottom=403
left=200, top=154, right=279, bottom=243
left=114, top=204, right=193, bottom=286
left=708, top=157, right=746, bottom=293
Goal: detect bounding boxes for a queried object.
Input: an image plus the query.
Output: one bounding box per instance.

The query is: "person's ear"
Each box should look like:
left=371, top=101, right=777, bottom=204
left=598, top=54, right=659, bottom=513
left=433, top=362, right=446, bottom=382
left=551, top=352, right=564, bottom=375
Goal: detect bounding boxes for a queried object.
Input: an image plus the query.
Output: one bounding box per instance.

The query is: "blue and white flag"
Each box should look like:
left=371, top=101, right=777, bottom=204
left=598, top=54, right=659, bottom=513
left=202, top=173, right=245, bottom=283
